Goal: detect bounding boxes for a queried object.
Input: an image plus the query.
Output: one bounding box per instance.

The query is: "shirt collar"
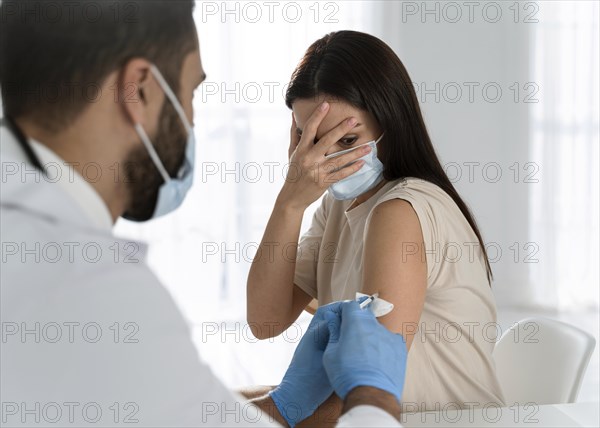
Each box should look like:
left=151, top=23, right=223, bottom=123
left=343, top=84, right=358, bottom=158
left=28, top=139, right=114, bottom=232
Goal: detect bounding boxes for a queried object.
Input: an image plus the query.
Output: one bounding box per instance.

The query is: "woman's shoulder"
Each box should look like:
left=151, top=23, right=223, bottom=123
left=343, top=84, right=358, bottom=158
left=377, top=177, right=453, bottom=207
left=371, top=176, right=467, bottom=240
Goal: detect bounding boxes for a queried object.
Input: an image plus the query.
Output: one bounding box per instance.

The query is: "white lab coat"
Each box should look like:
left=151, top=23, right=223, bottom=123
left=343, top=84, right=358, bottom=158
left=0, top=126, right=401, bottom=427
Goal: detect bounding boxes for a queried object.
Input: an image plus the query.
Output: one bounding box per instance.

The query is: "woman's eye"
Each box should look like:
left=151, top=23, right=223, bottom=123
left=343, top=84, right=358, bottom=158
left=339, top=137, right=358, bottom=146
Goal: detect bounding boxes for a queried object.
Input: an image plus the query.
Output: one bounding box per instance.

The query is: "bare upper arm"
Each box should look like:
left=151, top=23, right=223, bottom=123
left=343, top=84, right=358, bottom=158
left=362, top=199, right=428, bottom=350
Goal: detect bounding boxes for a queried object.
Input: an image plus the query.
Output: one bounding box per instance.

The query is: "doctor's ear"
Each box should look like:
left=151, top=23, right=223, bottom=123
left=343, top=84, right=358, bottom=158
left=118, top=58, right=164, bottom=127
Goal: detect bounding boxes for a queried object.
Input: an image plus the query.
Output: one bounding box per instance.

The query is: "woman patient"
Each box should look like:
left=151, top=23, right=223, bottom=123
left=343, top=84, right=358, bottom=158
left=246, top=30, right=506, bottom=419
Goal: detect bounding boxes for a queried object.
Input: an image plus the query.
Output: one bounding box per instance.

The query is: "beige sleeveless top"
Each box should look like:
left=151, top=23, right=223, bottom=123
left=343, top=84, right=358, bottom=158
left=294, top=177, right=506, bottom=410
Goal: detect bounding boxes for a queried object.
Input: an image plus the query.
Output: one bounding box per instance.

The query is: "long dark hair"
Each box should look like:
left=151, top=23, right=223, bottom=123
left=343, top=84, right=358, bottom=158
left=286, top=30, right=493, bottom=285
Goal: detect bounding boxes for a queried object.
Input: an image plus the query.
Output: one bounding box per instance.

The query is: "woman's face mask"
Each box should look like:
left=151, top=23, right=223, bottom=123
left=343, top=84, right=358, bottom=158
left=325, top=133, right=385, bottom=200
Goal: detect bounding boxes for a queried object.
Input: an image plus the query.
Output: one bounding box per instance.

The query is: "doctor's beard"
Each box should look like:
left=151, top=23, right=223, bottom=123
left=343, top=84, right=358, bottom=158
left=122, top=101, right=187, bottom=221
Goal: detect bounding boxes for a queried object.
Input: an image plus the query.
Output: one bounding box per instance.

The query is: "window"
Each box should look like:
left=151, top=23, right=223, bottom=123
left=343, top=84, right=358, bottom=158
left=528, top=1, right=599, bottom=309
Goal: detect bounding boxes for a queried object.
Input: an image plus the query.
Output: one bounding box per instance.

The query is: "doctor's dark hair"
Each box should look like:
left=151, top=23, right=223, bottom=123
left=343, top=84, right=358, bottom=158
left=286, top=30, right=494, bottom=286
left=0, top=0, right=197, bottom=132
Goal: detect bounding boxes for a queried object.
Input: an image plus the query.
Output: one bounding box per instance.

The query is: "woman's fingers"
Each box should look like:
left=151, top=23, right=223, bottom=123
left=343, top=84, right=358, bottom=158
left=295, top=102, right=360, bottom=162
left=297, top=102, right=331, bottom=152
left=323, top=144, right=372, bottom=174
left=326, top=158, right=366, bottom=185
left=313, top=117, right=358, bottom=158
left=280, top=102, right=369, bottom=206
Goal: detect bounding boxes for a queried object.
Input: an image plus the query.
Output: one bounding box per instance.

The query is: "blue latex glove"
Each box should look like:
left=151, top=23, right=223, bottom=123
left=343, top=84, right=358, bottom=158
left=322, top=300, right=408, bottom=403
left=269, top=301, right=344, bottom=427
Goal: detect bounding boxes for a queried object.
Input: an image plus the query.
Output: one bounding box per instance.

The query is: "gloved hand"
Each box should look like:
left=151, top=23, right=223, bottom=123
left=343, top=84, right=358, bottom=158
left=269, top=301, right=344, bottom=427
left=322, top=300, right=408, bottom=403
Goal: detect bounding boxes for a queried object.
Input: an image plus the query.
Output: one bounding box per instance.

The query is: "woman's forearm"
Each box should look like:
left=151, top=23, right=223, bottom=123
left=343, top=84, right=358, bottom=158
left=247, top=198, right=305, bottom=339
left=247, top=104, right=361, bottom=339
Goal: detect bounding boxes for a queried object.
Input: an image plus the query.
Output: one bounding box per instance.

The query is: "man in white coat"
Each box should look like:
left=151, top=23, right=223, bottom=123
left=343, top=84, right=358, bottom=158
left=0, top=1, right=408, bottom=426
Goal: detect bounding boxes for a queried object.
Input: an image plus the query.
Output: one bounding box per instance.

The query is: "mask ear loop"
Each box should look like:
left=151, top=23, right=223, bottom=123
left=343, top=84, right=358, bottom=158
left=149, top=64, right=193, bottom=134
left=135, top=123, right=171, bottom=183
left=149, top=64, right=195, bottom=181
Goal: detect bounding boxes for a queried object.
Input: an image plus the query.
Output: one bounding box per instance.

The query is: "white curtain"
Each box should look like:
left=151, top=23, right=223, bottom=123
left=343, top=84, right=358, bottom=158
left=529, top=1, right=599, bottom=310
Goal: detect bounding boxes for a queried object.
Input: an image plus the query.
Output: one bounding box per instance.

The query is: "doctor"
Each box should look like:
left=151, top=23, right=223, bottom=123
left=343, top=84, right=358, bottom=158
left=0, top=1, right=407, bottom=427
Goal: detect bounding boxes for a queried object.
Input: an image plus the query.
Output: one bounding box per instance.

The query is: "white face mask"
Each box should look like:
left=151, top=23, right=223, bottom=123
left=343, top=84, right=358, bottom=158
left=325, top=133, right=385, bottom=201
left=131, top=64, right=196, bottom=220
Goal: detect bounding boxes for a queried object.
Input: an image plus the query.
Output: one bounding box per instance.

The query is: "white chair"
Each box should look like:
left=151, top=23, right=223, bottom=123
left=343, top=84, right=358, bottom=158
left=493, top=317, right=596, bottom=405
